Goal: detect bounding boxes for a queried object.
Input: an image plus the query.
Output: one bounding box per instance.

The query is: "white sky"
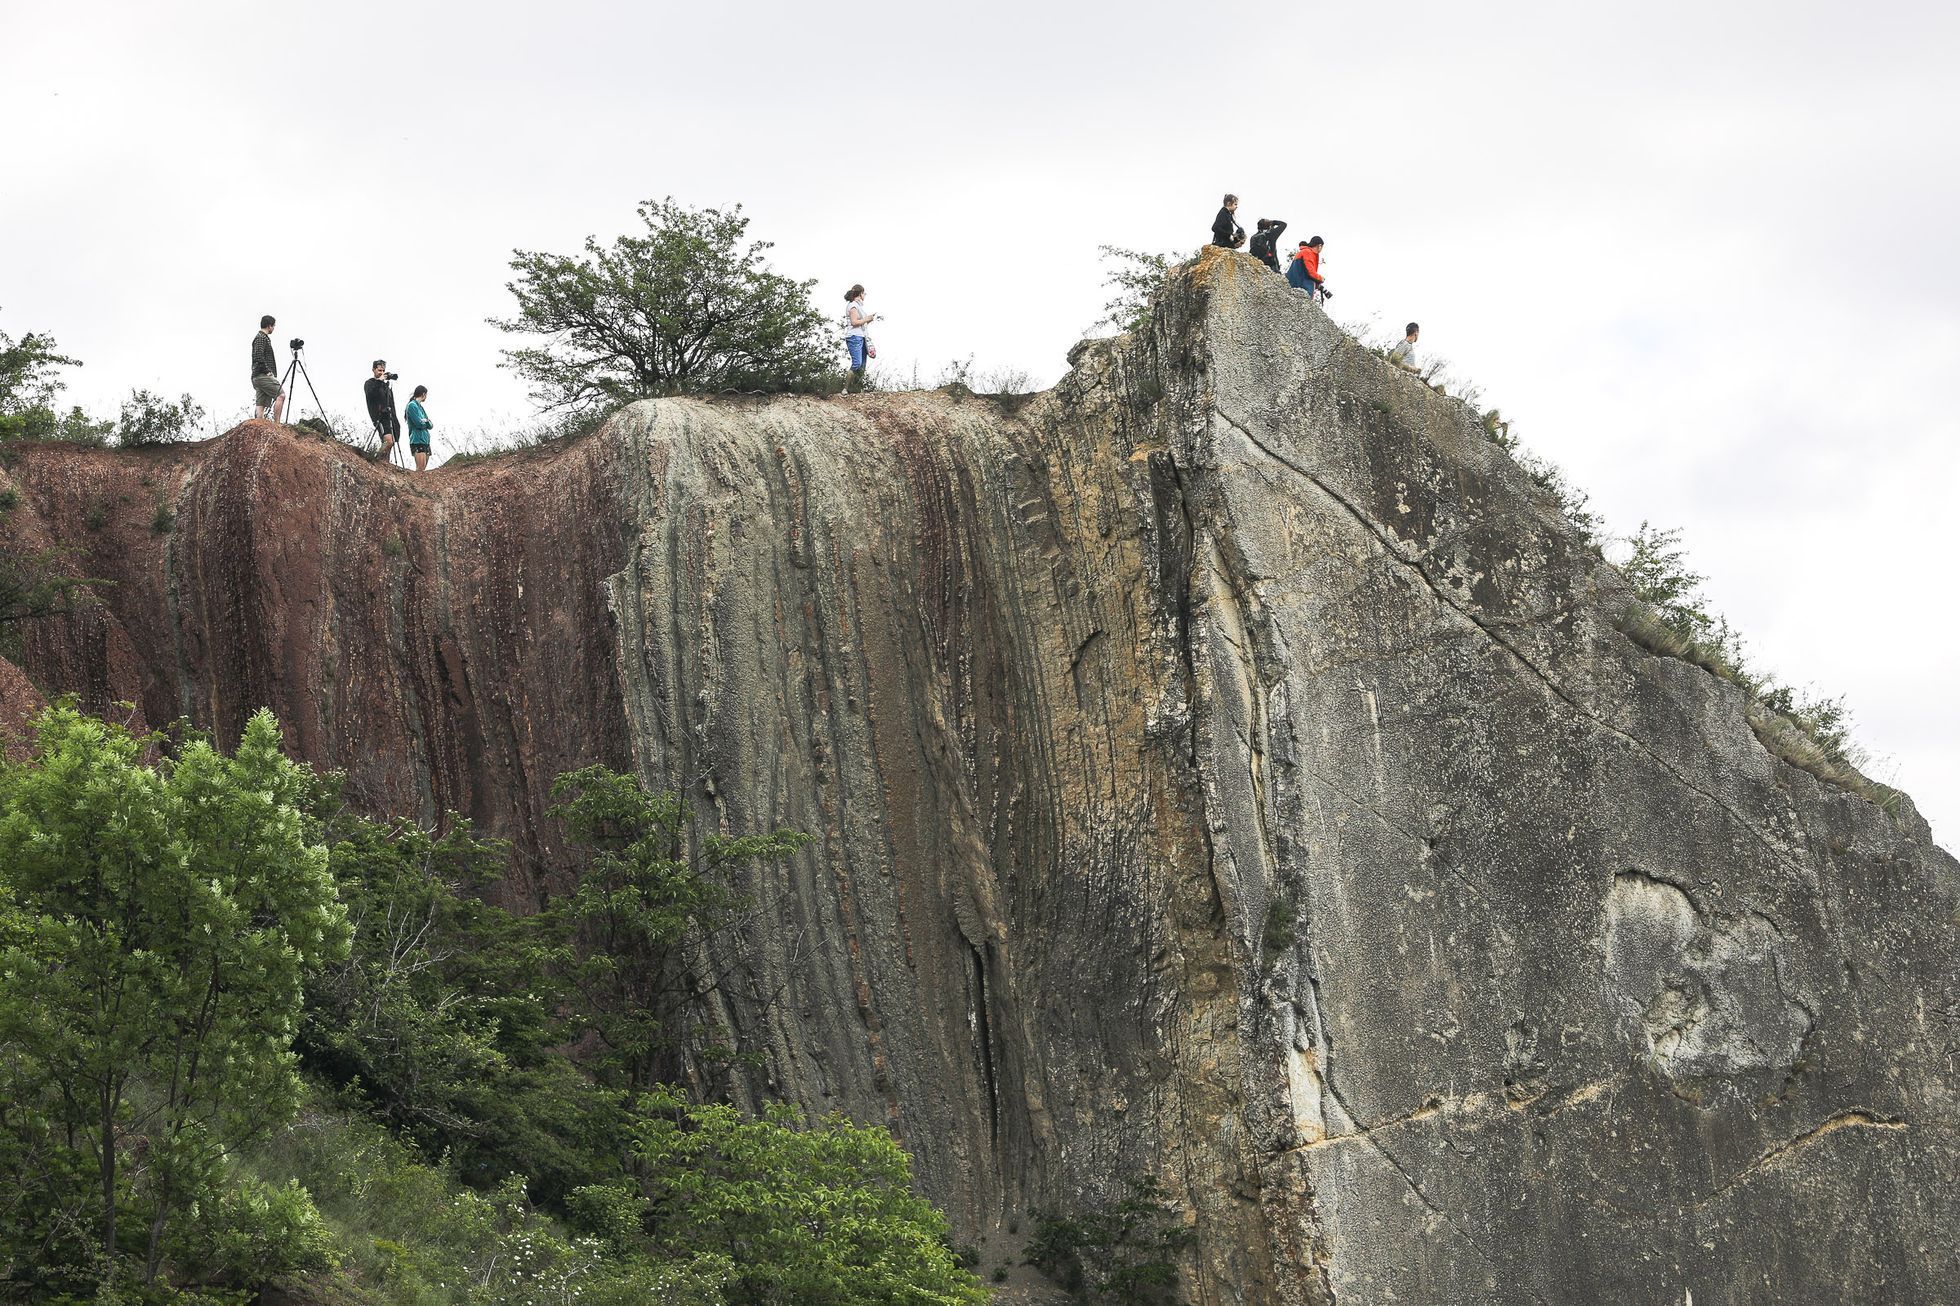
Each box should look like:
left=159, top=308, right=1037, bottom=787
left=4, top=0, right=1956, bottom=843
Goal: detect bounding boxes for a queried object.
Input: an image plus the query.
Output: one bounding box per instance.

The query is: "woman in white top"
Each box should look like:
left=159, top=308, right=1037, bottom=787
left=843, top=284, right=878, bottom=388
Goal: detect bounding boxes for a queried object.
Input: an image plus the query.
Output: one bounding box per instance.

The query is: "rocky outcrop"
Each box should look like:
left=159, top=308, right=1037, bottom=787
left=7, top=250, right=1956, bottom=1304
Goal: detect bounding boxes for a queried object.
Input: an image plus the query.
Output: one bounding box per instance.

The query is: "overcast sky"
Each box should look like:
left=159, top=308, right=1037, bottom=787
left=4, top=0, right=1955, bottom=842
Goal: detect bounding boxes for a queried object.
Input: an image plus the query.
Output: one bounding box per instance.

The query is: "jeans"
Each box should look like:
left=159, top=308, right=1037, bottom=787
left=847, top=335, right=867, bottom=371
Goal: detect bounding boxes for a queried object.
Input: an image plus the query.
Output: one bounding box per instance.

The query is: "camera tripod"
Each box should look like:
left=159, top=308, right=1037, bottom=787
left=280, top=345, right=329, bottom=429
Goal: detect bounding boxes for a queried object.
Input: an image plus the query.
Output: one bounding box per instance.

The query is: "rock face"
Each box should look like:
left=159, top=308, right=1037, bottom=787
left=6, top=250, right=1956, bottom=1304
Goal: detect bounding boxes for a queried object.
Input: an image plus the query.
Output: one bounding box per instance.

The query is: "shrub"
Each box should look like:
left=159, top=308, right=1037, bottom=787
left=117, top=388, right=206, bottom=447
left=1023, top=1176, right=1192, bottom=1304
left=1095, top=246, right=1179, bottom=335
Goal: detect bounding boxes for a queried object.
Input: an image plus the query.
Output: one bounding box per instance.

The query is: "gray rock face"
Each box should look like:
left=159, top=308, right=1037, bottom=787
left=599, top=250, right=1958, bottom=1304
left=11, top=250, right=1955, bottom=1303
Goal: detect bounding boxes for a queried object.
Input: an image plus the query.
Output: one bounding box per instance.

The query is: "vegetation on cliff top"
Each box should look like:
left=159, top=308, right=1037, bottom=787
left=0, top=705, right=985, bottom=1304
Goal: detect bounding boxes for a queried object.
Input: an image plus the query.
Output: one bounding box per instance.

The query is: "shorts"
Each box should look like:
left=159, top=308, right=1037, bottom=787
left=373, top=413, right=401, bottom=437
left=409, top=437, right=431, bottom=453
left=253, top=374, right=284, bottom=405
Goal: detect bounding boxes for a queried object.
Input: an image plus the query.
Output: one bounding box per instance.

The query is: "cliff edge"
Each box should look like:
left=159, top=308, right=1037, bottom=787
left=5, top=249, right=1955, bottom=1304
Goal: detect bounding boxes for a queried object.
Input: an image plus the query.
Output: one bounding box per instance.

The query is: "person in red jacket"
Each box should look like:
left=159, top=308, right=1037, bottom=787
left=1285, top=237, right=1328, bottom=301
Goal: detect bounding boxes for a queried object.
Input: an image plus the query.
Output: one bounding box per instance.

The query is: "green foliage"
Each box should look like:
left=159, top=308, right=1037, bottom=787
left=117, top=388, right=206, bottom=448
left=302, top=813, right=628, bottom=1206
left=1023, top=1176, right=1192, bottom=1303
left=1095, top=246, right=1178, bottom=335
left=585, top=1088, right=986, bottom=1306
left=0, top=543, right=97, bottom=657
left=1514, top=451, right=1603, bottom=556
left=151, top=499, right=175, bottom=534
left=248, top=1094, right=728, bottom=1306
left=1617, top=522, right=1885, bottom=803
left=550, top=765, right=810, bottom=1092
left=0, top=706, right=349, bottom=1294
left=492, top=198, right=840, bottom=409
left=0, top=317, right=108, bottom=447
left=1261, top=896, right=1297, bottom=961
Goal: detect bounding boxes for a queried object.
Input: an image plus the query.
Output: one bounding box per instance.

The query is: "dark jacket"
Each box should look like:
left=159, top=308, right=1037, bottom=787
left=1248, top=219, right=1288, bottom=270
left=1211, top=206, right=1244, bottom=249
left=364, top=377, right=399, bottom=433
left=251, top=331, right=276, bottom=378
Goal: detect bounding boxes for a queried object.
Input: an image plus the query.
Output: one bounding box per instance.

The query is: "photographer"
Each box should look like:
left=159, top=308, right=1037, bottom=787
left=251, top=315, right=285, bottom=421
left=365, top=361, right=401, bottom=461
left=1248, top=218, right=1288, bottom=273
left=1286, top=237, right=1330, bottom=302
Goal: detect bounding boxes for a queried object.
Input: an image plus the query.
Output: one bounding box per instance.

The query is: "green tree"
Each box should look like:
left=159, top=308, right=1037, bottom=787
left=1095, top=246, right=1179, bottom=334
left=117, top=387, right=207, bottom=447
left=0, top=705, right=349, bottom=1291
left=549, top=765, right=810, bottom=1092
left=301, top=811, right=628, bottom=1206
left=0, top=315, right=111, bottom=446
left=491, top=198, right=839, bottom=409
left=0, top=460, right=99, bottom=658
left=571, top=1088, right=986, bottom=1306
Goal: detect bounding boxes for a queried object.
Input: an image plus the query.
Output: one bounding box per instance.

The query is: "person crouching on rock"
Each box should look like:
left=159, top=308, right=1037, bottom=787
left=1211, top=194, right=1245, bottom=249
left=1286, top=237, right=1328, bottom=302
left=1248, top=217, right=1288, bottom=272
left=404, top=385, right=433, bottom=471
left=844, top=284, right=878, bottom=391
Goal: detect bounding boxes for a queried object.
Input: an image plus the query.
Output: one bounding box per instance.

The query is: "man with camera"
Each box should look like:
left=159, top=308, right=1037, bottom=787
left=251, top=315, right=285, bottom=421
left=365, top=361, right=401, bottom=461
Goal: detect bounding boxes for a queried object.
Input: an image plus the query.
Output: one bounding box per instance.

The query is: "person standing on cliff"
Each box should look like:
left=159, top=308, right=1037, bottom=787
left=251, top=315, right=285, bottom=421
left=1211, top=195, right=1244, bottom=249
left=1286, top=237, right=1328, bottom=301
left=404, top=385, right=433, bottom=471
left=365, top=361, right=401, bottom=461
left=843, top=285, right=878, bottom=391
left=1387, top=323, right=1421, bottom=372
left=1248, top=217, right=1289, bottom=272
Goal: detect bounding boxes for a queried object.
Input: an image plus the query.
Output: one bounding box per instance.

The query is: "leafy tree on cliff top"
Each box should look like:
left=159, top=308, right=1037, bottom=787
left=0, top=705, right=349, bottom=1293
left=492, top=198, right=840, bottom=408
left=0, top=313, right=111, bottom=445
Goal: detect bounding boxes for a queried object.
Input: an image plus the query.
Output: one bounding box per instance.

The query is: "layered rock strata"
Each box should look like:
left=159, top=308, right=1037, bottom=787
left=6, top=250, right=1955, bottom=1304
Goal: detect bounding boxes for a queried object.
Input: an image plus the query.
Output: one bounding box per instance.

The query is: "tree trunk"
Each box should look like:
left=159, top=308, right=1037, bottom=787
left=98, top=1081, right=116, bottom=1266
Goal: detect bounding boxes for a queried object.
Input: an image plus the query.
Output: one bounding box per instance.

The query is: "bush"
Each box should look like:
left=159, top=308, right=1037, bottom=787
left=117, top=388, right=206, bottom=447
left=1095, top=246, right=1179, bottom=335
left=606, top=1089, right=988, bottom=1306
left=1023, top=1177, right=1192, bottom=1303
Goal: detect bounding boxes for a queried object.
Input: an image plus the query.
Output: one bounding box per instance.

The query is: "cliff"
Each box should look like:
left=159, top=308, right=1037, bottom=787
left=4, top=250, right=1955, bottom=1304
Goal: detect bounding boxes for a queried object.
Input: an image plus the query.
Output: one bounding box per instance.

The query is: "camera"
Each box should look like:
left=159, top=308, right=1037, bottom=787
left=289, top=337, right=306, bottom=351
left=383, top=371, right=399, bottom=382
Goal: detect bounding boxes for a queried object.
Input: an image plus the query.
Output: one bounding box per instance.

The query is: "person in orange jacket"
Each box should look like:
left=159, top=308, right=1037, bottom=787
left=1285, top=236, right=1328, bottom=301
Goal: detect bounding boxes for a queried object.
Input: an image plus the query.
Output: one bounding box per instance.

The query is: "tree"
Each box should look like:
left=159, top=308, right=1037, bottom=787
left=300, top=810, right=628, bottom=1206
left=549, top=765, right=810, bottom=1092
left=116, top=387, right=206, bottom=447
left=0, top=475, right=100, bottom=658
left=0, top=315, right=112, bottom=446
left=491, top=198, right=840, bottom=409
left=0, top=706, right=349, bottom=1292
left=569, top=1088, right=987, bottom=1306
left=1095, top=246, right=1179, bottom=334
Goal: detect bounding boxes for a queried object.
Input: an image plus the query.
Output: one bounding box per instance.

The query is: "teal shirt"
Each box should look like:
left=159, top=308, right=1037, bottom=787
left=405, top=399, right=432, bottom=442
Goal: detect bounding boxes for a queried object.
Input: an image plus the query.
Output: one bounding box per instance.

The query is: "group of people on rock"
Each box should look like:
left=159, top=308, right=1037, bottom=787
left=1210, top=195, right=1424, bottom=375
left=250, top=315, right=435, bottom=470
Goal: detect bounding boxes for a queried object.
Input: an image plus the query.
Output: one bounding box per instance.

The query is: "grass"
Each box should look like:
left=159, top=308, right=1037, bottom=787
left=1616, top=601, right=1900, bottom=814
